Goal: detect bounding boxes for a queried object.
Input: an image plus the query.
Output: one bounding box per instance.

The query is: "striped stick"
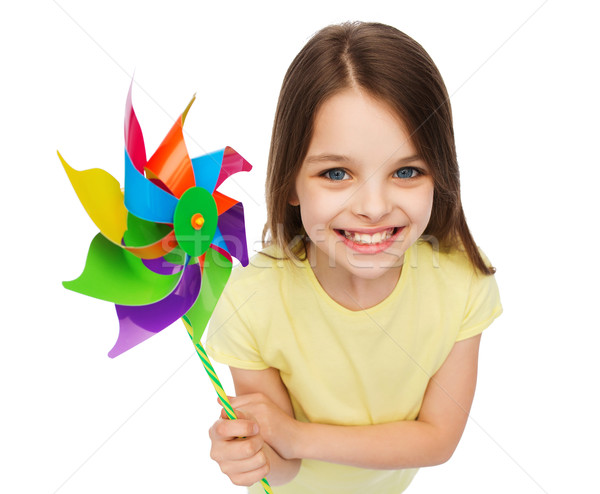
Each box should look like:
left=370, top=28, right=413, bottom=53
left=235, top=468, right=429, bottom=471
left=187, top=331, right=273, bottom=494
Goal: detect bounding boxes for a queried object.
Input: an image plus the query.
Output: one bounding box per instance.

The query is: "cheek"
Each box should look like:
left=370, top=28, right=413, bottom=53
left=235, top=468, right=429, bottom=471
left=422, top=188, right=435, bottom=222
left=299, top=202, right=325, bottom=236
left=297, top=187, right=344, bottom=219
left=297, top=193, right=343, bottom=240
left=403, top=186, right=434, bottom=223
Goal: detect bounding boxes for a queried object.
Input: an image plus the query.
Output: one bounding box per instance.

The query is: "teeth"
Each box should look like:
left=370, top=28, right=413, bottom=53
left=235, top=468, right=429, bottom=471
left=343, top=229, right=394, bottom=245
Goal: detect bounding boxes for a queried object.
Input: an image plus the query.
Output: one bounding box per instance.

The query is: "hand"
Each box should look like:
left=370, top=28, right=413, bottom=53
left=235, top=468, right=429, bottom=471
left=208, top=408, right=270, bottom=487
left=227, top=393, right=300, bottom=460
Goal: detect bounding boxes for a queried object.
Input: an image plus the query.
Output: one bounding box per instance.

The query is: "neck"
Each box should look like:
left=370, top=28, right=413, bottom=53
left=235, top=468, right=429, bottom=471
left=307, top=244, right=403, bottom=311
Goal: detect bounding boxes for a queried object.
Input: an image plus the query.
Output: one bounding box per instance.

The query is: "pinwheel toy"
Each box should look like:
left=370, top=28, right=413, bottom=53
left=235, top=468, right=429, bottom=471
left=60, top=84, right=273, bottom=494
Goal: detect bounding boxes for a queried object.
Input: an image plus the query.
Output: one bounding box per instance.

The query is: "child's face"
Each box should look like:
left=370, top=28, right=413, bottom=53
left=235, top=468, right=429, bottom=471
left=291, top=87, right=434, bottom=283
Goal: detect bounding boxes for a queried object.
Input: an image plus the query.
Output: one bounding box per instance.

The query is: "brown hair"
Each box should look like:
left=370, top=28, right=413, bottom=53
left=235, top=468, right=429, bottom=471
left=263, top=21, right=495, bottom=275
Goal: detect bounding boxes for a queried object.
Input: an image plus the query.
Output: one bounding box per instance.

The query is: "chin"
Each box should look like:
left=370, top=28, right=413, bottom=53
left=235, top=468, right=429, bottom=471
left=337, top=252, right=405, bottom=280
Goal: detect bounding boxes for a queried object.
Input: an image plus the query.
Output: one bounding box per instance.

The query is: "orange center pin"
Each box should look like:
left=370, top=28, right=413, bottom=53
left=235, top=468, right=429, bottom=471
left=191, top=213, right=205, bottom=230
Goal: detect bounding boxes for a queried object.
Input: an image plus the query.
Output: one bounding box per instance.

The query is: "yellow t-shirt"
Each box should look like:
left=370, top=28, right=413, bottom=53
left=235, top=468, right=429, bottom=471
left=206, top=240, right=503, bottom=493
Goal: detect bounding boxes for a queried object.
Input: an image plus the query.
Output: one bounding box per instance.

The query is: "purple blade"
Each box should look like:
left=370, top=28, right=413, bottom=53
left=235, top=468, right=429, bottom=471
left=216, top=202, right=249, bottom=266
left=142, top=257, right=185, bottom=275
left=109, top=262, right=201, bottom=358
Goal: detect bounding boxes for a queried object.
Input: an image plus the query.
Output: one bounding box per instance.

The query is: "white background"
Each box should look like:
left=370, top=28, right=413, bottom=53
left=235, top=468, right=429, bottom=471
left=1, top=1, right=598, bottom=493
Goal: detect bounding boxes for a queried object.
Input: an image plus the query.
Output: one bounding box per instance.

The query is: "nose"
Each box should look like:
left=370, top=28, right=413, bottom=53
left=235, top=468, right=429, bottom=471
left=350, top=180, right=393, bottom=223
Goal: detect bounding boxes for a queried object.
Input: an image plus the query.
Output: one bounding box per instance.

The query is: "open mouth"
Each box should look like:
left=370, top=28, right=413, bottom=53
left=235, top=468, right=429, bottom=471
left=335, top=227, right=401, bottom=246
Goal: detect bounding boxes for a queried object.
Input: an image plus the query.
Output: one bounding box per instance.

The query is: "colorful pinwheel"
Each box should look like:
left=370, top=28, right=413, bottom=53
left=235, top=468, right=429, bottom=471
left=60, top=84, right=273, bottom=494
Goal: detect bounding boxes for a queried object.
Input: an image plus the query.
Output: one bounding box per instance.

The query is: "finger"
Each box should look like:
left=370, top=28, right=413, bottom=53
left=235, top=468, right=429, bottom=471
left=217, top=407, right=258, bottom=430
left=217, top=395, right=236, bottom=408
left=219, top=450, right=270, bottom=487
left=209, top=418, right=259, bottom=441
left=217, top=397, right=252, bottom=420
left=228, top=407, right=256, bottom=424
left=224, top=463, right=270, bottom=487
left=211, top=434, right=264, bottom=463
left=228, top=435, right=266, bottom=462
left=223, top=448, right=268, bottom=474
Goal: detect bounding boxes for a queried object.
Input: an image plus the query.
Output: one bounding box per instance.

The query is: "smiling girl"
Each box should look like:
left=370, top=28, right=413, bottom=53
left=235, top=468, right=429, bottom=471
left=206, top=21, right=502, bottom=493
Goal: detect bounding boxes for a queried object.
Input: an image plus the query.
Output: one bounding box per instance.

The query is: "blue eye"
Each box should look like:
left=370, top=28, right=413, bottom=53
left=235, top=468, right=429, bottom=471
left=394, top=167, right=421, bottom=179
left=323, top=168, right=349, bottom=181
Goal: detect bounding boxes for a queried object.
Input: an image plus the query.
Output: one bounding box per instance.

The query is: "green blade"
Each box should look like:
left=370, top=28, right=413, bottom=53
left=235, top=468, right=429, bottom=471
left=185, top=247, right=232, bottom=343
left=122, top=212, right=172, bottom=247
left=64, top=233, right=183, bottom=306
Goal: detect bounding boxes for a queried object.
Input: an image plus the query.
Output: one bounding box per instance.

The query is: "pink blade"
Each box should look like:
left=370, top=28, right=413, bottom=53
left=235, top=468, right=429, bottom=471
left=214, top=146, right=252, bottom=189
left=125, top=80, right=147, bottom=173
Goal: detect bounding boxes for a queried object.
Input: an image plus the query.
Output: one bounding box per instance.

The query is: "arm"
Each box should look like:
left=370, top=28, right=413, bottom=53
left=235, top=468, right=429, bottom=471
left=232, top=334, right=481, bottom=470
left=231, top=366, right=302, bottom=483
left=208, top=367, right=301, bottom=486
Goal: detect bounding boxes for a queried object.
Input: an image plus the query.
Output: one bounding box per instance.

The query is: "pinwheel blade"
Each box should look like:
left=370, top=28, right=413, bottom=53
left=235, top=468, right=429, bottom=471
left=63, top=233, right=183, bottom=305
left=185, top=247, right=232, bottom=344
left=214, top=146, right=252, bottom=189
left=59, top=152, right=127, bottom=245
left=191, top=149, right=225, bottom=193
left=142, top=257, right=185, bottom=275
left=124, top=231, right=178, bottom=259
left=110, top=261, right=202, bottom=357
left=213, top=190, right=239, bottom=215
left=124, top=81, right=147, bottom=173
left=122, top=213, right=177, bottom=259
left=145, top=97, right=196, bottom=198
left=210, top=225, right=229, bottom=258
left=123, top=213, right=172, bottom=246
left=215, top=202, right=249, bottom=266
left=124, top=150, right=178, bottom=224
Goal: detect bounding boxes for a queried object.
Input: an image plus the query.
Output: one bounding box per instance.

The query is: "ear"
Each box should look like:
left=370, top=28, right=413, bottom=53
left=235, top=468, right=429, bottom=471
left=288, top=189, right=300, bottom=206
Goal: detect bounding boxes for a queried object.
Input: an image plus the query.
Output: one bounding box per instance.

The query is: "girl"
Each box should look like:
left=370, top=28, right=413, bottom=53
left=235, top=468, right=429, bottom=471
left=206, top=21, right=502, bottom=493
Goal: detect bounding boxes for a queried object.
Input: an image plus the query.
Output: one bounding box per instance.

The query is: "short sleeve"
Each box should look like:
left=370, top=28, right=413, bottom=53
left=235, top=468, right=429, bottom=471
left=205, top=289, right=269, bottom=370
left=456, top=255, right=503, bottom=342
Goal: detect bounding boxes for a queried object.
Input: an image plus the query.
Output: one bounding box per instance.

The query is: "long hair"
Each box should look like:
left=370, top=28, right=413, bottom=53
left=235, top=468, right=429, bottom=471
left=263, top=21, right=495, bottom=275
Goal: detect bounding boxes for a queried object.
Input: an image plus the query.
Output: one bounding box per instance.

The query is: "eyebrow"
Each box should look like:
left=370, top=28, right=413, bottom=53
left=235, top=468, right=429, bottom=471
left=304, top=153, right=423, bottom=166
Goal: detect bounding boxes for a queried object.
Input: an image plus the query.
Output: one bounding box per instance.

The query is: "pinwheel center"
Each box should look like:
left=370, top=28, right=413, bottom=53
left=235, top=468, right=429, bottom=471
left=173, top=186, right=218, bottom=258
left=191, top=213, right=205, bottom=230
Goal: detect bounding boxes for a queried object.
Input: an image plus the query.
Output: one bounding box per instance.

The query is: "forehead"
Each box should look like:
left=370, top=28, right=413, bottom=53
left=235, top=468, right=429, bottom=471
left=307, top=87, right=418, bottom=165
